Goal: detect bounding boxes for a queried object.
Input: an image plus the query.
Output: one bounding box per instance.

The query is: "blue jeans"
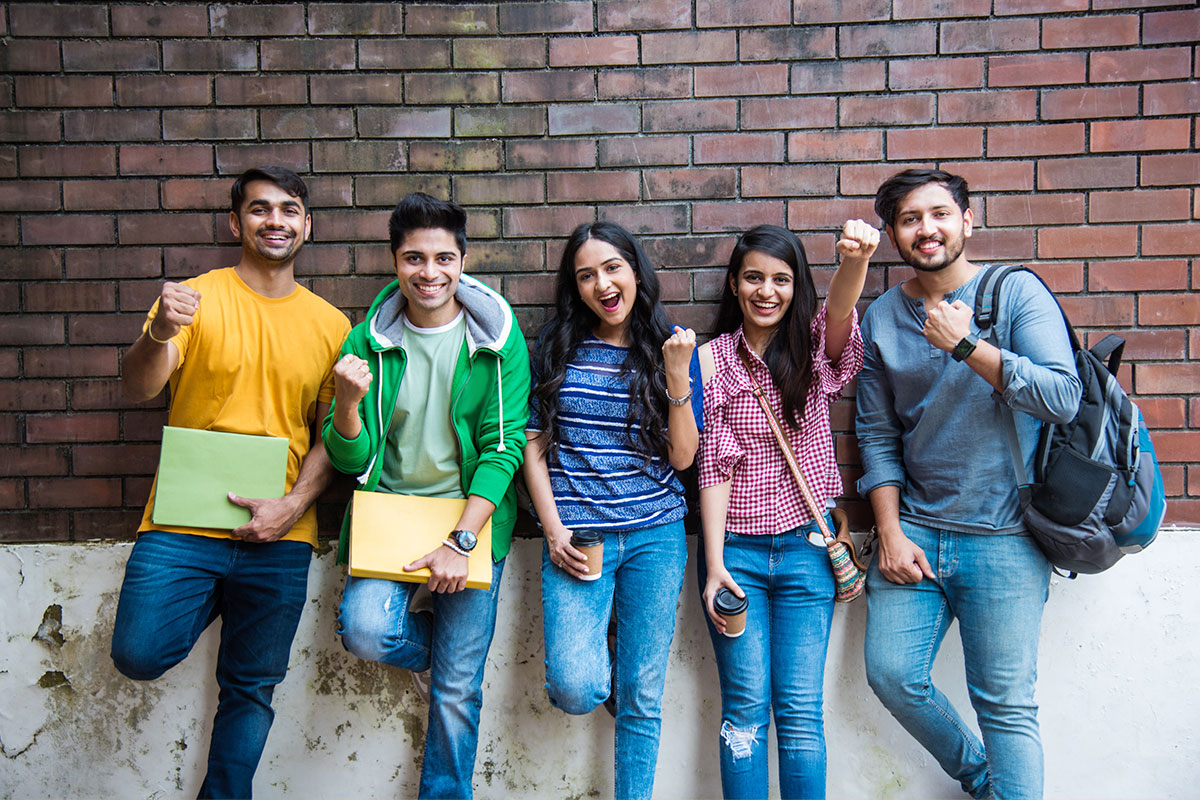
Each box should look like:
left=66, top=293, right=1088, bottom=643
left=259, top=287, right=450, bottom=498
left=699, top=517, right=836, bottom=800
left=542, top=519, right=688, bottom=800
left=110, top=531, right=311, bottom=800
left=338, top=557, right=504, bottom=800
left=864, top=522, right=1051, bottom=800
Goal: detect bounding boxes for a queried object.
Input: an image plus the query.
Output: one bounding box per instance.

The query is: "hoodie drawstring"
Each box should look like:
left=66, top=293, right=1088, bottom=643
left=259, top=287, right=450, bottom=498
left=495, top=358, right=505, bottom=453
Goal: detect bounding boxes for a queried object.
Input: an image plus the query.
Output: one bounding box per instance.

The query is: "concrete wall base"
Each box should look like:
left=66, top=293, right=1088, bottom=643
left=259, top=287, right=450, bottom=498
left=1, top=532, right=1196, bottom=798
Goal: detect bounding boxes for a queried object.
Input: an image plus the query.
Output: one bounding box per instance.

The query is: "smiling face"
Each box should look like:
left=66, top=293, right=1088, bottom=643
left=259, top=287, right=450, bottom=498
left=732, top=249, right=795, bottom=338
left=887, top=181, right=973, bottom=273
left=393, top=227, right=465, bottom=329
left=573, top=237, right=639, bottom=345
left=229, top=179, right=310, bottom=266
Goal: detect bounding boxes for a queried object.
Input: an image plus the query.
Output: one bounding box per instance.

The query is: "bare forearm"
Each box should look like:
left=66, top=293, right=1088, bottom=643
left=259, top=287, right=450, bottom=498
left=825, top=256, right=869, bottom=363
left=455, top=493, right=497, bottom=536
left=700, top=480, right=732, bottom=570
left=666, top=403, right=699, bottom=470
left=332, top=401, right=363, bottom=440
left=121, top=333, right=177, bottom=402
left=868, top=484, right=904, bottom=539
left=524, top=435, right=567, bottom=533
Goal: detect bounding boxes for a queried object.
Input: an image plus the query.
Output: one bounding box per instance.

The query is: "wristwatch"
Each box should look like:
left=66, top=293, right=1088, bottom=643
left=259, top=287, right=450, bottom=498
left=446, top=528, right=478, bottom=555
left=951, top=332, right=979, bottom=362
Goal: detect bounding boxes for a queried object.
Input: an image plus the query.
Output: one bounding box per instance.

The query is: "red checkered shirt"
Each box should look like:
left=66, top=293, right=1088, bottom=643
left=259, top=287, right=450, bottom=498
left=698, top=302, right=863, bottom=536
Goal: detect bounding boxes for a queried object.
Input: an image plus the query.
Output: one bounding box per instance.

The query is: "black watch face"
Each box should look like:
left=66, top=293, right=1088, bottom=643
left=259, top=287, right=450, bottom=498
left=454, top=529, right=478, bottom=551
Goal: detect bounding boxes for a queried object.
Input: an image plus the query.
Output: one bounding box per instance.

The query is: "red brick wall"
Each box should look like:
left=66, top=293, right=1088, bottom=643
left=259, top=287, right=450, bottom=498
left=1, top=1, right=1197, bottom=541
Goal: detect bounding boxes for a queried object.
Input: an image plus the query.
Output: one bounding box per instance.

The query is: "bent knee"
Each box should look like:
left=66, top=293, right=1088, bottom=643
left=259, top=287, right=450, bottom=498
left=339, top=621, right=391, bottom=664
left=546, top=673, right=607, bottom=715
left=111, top=642, right=174, bottom=681
left=865, top=660, right=929, bottom=710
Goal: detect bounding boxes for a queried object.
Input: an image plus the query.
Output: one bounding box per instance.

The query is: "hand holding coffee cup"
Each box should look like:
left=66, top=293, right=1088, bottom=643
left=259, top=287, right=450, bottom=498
left=545, top=524, right=592, bottom=580
left=714, top=587, right=749, bottom=638
left=568, top=530, right=604, bottom=581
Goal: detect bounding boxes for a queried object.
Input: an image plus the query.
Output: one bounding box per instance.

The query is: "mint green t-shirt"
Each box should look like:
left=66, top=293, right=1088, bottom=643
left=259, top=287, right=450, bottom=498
left=379, top=312, right=466, bottom=499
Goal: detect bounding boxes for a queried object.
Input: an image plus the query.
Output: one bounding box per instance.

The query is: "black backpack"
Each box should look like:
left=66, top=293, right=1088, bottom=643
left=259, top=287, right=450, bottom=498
left=974, top=265, right=1167, bottom=575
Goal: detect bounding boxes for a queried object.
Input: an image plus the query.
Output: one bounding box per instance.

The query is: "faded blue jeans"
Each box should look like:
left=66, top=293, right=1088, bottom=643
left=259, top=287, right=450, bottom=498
left=337, top=558, right=504, bottom=800
left=699, top=516, right=836, bottom=800
left=110, top=530, right=312, bottom=799
left=864, top=522, right=1051, bottom=800
left=541, top=519, right=688, bottom=800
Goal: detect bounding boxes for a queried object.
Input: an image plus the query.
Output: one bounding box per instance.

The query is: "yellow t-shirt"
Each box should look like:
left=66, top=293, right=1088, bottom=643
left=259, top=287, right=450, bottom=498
left=137, top=267, right=351, bottom=547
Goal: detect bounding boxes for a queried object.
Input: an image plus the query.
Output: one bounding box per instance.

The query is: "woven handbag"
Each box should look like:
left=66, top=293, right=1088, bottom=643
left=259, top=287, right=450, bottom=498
left=737, top=345, right=866, bottom=603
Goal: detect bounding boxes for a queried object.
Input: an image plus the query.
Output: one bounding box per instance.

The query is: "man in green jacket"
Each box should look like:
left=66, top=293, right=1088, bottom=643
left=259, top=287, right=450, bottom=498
left=322, top=192, right=530, bottom=799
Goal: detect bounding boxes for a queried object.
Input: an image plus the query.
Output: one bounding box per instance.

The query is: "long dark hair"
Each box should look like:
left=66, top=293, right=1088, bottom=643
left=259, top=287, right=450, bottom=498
left=714, top=224, right=818, bottom=427
left=533, top=221, right=673, bottom=463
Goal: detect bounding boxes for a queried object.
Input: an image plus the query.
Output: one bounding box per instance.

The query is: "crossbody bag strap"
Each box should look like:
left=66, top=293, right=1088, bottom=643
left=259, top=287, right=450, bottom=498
left=737, top=344, right=835, bottom=543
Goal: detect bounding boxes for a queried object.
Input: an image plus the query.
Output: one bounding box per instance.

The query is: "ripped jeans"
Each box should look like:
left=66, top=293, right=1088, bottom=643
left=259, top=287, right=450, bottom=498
left=699, top=519, right=836, bottom=800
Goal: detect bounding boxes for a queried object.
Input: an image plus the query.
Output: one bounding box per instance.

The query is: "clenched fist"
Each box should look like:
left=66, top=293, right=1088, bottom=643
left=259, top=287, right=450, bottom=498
left=662, top=324, right=697, bottom=380
left=835, top=219, right=881, bottom=262
left=149, top=282, right=200, bottom=342
left=332, top=353, right=373, bottom=407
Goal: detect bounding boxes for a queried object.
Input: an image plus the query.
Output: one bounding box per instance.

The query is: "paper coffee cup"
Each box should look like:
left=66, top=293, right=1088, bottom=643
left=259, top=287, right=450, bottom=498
left=569, top=530, right=603, bottom=581
left=714, top=588, right=748, bottom=638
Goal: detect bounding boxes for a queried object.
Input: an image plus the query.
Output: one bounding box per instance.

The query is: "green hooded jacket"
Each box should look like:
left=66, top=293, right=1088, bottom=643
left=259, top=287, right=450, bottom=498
left=322, top=273, right=531, bottom=562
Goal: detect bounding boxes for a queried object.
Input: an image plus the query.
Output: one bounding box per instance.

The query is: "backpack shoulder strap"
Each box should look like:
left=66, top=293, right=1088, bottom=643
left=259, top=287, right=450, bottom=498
left=973, top=264, right=1029, bottom=336
left=973, top=264, right=1038, bottom=509
left=1089, top=333, right=1126, bottom=376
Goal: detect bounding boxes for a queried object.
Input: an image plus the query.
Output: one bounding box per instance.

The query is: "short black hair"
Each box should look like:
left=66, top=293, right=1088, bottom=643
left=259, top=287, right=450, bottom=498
left=388, top=192, right=468, bottom=255
left=874, top=168, right=970, bottom=228
left=230, top=166, right=309, bottom=217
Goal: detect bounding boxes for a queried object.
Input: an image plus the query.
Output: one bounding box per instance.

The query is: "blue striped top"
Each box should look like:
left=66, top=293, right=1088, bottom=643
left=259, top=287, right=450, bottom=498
left=529, top=337, right=704, bottom=532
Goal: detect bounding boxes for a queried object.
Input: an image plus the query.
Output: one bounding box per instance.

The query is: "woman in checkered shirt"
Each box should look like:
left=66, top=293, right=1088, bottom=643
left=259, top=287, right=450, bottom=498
left=696, top=221, right=879, bottom=800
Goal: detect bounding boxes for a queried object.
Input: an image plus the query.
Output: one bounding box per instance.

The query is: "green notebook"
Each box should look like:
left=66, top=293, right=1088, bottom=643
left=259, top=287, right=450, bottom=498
left=151, top=426, right=289, bottom=530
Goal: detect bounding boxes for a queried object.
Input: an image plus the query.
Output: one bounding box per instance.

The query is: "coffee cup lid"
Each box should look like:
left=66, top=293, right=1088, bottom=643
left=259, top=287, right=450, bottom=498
left=714, top=587, right=748, bottom=615
left=569, top=530, right=603, bottom=546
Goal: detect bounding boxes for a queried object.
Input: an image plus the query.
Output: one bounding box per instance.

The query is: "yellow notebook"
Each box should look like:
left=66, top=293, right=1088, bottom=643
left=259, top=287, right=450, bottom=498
left=348, top=490, right=493, bottom=590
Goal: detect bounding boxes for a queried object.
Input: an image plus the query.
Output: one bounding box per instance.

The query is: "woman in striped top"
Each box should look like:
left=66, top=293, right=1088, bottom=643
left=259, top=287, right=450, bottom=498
left=696, top=222, right=878, bottom=800
left=524, top=221, right=703, bottom=800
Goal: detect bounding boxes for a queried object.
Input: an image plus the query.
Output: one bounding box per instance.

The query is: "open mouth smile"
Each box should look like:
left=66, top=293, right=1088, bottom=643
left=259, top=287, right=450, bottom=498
left=599, top=291, right=620, bottom=311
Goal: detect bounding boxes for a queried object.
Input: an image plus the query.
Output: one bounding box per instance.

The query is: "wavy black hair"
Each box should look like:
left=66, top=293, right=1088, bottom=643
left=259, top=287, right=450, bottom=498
left=714, top=224, right=818, bottom=428
left=533, top=221, right=674, bottom=464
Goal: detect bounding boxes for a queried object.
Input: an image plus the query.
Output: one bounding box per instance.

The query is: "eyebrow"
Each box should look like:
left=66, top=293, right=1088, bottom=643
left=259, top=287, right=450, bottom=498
left=898, top=203, right=953, bottom=217
left=402, top=249, right=458, bottom=258
left=247, top=198, right=304, bottom=211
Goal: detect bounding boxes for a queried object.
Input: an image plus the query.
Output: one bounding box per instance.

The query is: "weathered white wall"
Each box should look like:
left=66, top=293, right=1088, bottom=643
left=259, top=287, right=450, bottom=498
left=1, top=532, right=1197, bottom=799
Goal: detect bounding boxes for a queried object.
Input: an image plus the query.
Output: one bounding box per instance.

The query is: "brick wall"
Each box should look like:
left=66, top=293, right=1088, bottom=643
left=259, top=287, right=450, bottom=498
left=1, top=1, right=1197, bottom=542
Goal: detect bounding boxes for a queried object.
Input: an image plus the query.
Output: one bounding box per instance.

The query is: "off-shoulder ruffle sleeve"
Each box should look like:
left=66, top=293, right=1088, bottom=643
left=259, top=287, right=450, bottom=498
left=698, top=366, right=749, bottom=488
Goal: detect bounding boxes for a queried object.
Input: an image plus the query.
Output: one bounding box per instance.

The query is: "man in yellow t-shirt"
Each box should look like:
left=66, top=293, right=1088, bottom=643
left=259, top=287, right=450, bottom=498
left=110, top=167, right=350, bottom=799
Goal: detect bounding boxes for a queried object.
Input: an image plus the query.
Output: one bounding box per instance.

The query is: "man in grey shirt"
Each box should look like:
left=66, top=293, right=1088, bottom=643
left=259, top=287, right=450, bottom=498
left=855, top=169, right=1081, bottom=800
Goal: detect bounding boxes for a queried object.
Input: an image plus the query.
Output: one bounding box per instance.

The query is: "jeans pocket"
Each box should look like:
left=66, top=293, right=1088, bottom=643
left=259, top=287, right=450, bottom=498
left=800, top=530, right=827, bottom=552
